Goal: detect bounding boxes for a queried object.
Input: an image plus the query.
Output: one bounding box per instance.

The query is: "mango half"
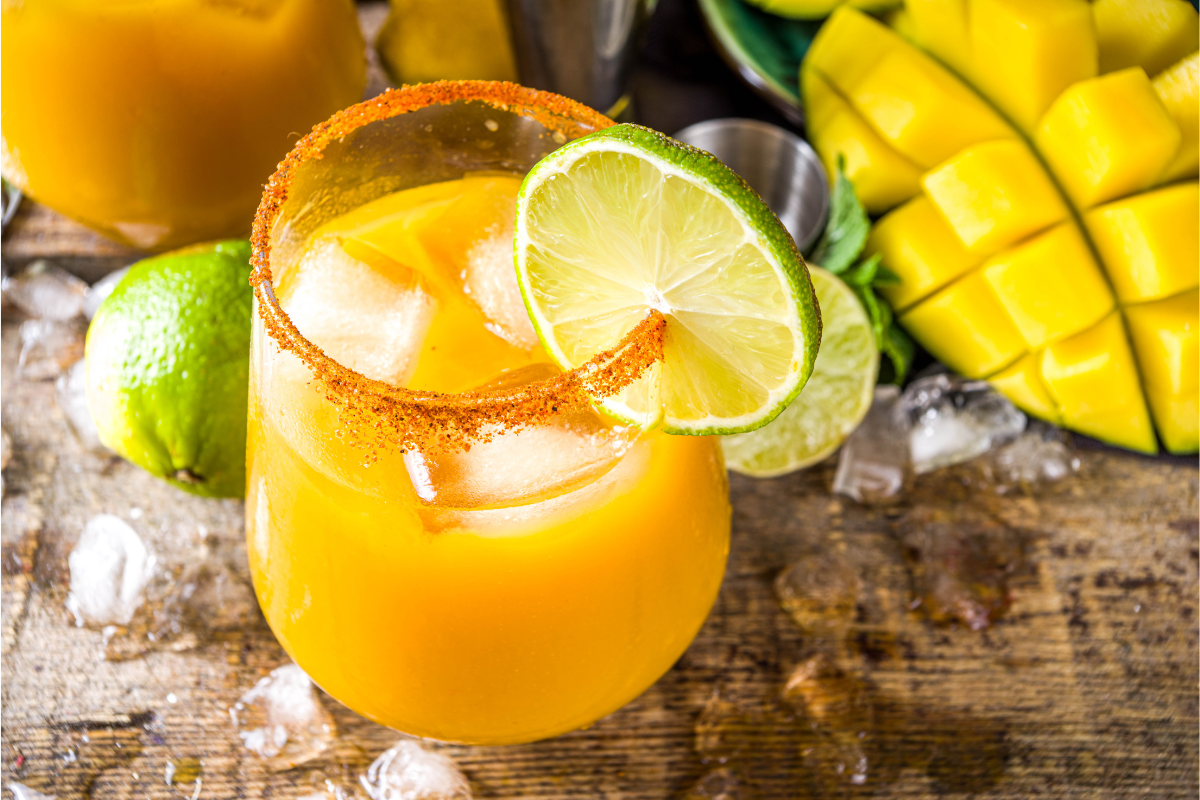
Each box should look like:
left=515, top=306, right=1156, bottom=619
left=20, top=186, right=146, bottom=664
left=804, top=2, right=1199, bottom=453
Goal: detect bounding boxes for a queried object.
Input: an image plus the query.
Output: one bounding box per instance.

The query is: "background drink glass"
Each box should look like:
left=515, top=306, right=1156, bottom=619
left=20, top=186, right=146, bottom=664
left=247, top=83, right=732, bottom=745
left=1, top=0, right=366, bottom=251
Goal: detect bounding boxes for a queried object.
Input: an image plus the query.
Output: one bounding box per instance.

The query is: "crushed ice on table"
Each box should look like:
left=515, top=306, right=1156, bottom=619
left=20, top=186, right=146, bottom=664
left=17, top=318, right=86, bottom=381
left=55, top=359, right=112, bottom=455
left=8, top=784, right=56, bottom=800
left=65, top=514, right=157, bottom=627
left=900, top=507, right=1027, bottom=630
left=900, top=374, right=1026, bottom=474
left=231, top=663, right=336, bottom=770
left=984, top=420, right=1080, bottom=492
left=693, top=691, right=745, bottom=765
left=774, top=553, right=859, bottom=638
left=680, top=768, right=745, bottom=800
left=105, top=557, right=258, bottom=661
left=782, top=654, right=871, bottom=786
left=83, top=266, right=130, bottom=320
left=2, top=260, right=88, bottom=320
left=833, top=385, right=911, bottom=504
left=165, top=756, right=202, bottom=787
left=359, top=738, right=472, bottom=800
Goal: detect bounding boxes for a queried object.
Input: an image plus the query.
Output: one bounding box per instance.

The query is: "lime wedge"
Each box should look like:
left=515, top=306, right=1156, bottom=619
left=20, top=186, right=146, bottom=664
left=514, top=124, right=821, bottom=434
left=721, top=267, right=878, bottom=476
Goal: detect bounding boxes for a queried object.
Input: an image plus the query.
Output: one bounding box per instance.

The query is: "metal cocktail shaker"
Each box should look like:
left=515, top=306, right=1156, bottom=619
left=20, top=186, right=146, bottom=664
left=502, top=0, right=653, bottom=118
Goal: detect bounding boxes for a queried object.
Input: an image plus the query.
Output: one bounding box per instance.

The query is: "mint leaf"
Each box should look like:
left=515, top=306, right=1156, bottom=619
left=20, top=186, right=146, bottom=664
left=872, top=264, right=901, bottom=286
left=880, top=319, right=915, bottom=385
left=808, top=155, right=870, bottom=275
left=841, top=252, right=881, bottom=288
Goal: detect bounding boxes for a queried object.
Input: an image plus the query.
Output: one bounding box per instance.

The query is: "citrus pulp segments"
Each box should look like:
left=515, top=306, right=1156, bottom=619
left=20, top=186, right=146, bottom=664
left=514, top=125, right=820, bottom=435
left=721, top=268, right=878, bottom=477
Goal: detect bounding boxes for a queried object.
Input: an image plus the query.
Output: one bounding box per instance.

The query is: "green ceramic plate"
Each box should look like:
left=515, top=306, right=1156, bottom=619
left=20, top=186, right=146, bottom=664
left=697, top=0, right=822, bottom=126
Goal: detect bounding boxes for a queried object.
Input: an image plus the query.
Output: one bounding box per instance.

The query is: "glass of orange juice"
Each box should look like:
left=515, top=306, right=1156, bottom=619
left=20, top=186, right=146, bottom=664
left=246, top=82, right=732, bottom=745
left=1, top=0, right=366, bottom=251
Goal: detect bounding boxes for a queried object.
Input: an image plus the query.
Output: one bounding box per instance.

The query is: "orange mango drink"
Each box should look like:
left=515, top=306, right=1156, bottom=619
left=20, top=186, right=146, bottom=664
left=245, top=86, right=732, bottom=744
left=1, top=0, right=365, bottom=250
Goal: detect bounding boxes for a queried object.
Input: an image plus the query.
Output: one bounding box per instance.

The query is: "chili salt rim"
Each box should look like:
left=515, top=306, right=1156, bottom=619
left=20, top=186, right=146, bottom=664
left=249, top=81, right=665, bottom=456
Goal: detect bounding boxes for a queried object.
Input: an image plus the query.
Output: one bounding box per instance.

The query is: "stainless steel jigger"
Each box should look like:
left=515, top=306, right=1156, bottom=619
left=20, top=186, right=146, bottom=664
left=674, top=118, right=830, bottom=252
left=503, top=0, right=652, bottom=119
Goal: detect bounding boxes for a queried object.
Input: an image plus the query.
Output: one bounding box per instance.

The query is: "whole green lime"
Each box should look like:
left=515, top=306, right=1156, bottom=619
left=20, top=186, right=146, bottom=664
left=86, top=240, right=253, bottom=498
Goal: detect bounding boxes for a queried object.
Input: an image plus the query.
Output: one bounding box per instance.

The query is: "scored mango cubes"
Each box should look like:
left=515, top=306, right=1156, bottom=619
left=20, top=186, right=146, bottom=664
left=1035, top=67, right=1180, bottom=210
left=921, top=139, right=1068, bottom=256
left=803, top=2, right=1200, bottom=453
left=1124, top=290, right=1199, bottom=453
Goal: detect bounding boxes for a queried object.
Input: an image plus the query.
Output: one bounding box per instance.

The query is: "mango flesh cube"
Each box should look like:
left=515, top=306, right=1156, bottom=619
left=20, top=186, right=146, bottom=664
left=802, top=68, right=924, bottom=214
left=850, top=47, right=1014, bottom=169
left=1124, top=289, right=1199, bottom=453
left=903, top=0, right=971, bottom=78
left=1084, top=181, right=1200, bottom=303
left=1153, top=52, right=1200, bottom=183
left=970, top=0, right=1098, bottom=133
left=1094, top=0, right=1200, bottom=77
left=990, top=353, right=1062, bottom=423
left=1035, top=67, right=1181, bottom=210
left=868, top=195, right=980, bottom=311
left=981, top=222, right=1115, bottom=349
left=804, top=7, right=906, bottom=98
left=899, top=271, right=1027, bottom=378
left=922, top=139, right=1069, bottom=257
left=1040, top=312, right=1157, bottom=453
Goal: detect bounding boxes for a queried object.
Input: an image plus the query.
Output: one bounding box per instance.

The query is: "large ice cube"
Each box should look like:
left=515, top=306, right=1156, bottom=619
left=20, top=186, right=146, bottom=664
left=403, top=366, right=641, bottom=511
left=359, top=739, right=472, bottom=800
left=66, top=515, right=157, bottom=627
left=901, top=374, right=1026, bottom=474
left=2, top=260, right=88, bottom=320
left=17, top=318, right=86, bottom=381
left=55, top=359, right=112, bottom=455
left=462, top=231, right=538, bottom=349
left=231, top=663, right=336, bottom=770
left=280, top=239, right=436, bottom=387
left=833, top=386, right=910, bottom=504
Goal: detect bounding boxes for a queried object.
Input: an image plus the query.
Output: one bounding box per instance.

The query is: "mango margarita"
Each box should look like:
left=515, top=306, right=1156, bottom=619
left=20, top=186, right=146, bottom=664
left=247, top=172, right=731, bottom=744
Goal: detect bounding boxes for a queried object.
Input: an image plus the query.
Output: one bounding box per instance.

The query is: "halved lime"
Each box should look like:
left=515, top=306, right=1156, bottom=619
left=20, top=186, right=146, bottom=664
left=721, top=267, right=877, bottom=476
left=514, top=124, right=821, bottom=434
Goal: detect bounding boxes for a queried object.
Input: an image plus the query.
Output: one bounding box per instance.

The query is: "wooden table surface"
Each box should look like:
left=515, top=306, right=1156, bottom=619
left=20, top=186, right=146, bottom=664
left=2, top=7, right=1198, bottom=795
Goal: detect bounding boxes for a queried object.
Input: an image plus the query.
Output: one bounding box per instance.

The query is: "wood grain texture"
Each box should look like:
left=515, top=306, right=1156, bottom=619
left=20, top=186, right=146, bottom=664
left=2, top=306, right=1197, bottom=798
left=1, top=5, right=1197, bottom=790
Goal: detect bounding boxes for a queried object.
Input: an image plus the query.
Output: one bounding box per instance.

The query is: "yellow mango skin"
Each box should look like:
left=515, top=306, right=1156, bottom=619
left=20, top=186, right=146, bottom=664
left=899, top=271, right=1027, bottom=379
left=990, top=354, right=1062, bottom=423
left=1084, top=181, right=1200, bottom=304
left=1040, top=313, right=1158, bottom=454
left=1035, top=68, right=1181, bottom=210
left=802, top=68, right=923, bottom=214
left=869, top=196, right=980, bottom=311
left=922, top=139, right=1069, bottom=257
left=981, top=223, right=1115, bottom=349
left=970, top=0, right=1099, bottom=133
left=1094, top=0, right=1200, bottom=77
left=1124, top=289, right=1199, bottom=453
left=1153, top=52, right=1200, bottom=183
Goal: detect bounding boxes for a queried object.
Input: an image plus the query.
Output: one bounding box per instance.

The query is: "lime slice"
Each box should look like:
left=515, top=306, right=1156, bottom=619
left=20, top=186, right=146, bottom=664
left=721, top=267, right=878, bottom=476
left=514, top=124, right=821, bottom=434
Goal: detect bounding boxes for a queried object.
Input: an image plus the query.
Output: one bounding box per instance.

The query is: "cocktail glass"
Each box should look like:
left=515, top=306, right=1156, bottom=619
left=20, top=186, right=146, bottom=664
left=1, top=0, right=365, bottom=251
left=247, top=82, right=731, bottom=745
